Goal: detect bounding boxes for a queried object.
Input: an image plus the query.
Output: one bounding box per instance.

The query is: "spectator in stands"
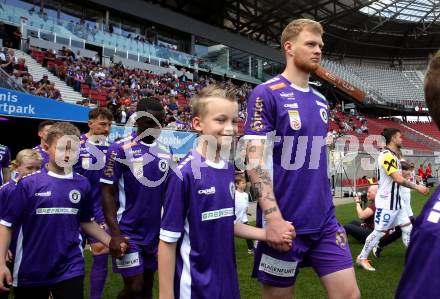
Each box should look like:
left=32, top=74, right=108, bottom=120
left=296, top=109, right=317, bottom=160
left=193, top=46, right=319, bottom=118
left=48, top=82, right=62, bottom=101
left=39, top=74, right=51, bottom=85
left=344, top=185, right=378, bottom=244
left=418, top=164, right=425, bottom=181
left=10, top=70, right=22, bottom=86
left=1, top=49, right=15, bottom=75
left=425, top=163, right=433, bottom=186
left=14, top=58, right=28, bottom=76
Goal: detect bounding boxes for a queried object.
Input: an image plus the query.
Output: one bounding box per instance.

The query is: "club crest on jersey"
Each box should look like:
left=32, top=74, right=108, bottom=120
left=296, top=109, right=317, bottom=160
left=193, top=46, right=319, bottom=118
left=288, top=110, right=301, bottom=130
left=229, top=181, right=235, bottom=199
left=69, top=189, right=81, bottom=204
left=82, top=157, right=91, bottom=169
left=132, top=158, right=143, bottom=179
left=319, top=108, right=328, bottom=124
left=158, top=159, right=169, bottom=172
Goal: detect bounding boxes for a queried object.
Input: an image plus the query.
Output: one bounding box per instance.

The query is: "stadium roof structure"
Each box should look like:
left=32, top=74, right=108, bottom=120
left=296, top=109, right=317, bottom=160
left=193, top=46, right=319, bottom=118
left=152, top=0, right=440, bottom=59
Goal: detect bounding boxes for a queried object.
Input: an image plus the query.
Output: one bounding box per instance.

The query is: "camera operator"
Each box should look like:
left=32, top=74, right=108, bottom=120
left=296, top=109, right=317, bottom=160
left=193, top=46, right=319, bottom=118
left=343, top=185, right=378, bottom=243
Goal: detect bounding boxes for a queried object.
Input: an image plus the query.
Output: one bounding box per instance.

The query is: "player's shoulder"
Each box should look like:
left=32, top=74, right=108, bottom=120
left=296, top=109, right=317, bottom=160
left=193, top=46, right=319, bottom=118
left=0, top=179, right=15, bottom=191
left=19, top=170, right=42, bottom=185
left=0, top=144, right=9, bottom=152
left=109, top=135, right=134, bottom=150
left=311, top=87, right=329, bottom=106
left=176, top=153, right=195, bottom=175
left=252, top=76, right=286, bottom=96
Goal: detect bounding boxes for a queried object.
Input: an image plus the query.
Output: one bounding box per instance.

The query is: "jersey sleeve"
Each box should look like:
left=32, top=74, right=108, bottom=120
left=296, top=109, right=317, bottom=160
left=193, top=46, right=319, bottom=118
left=160, top=170, right=189, bottom=243
left=380, top=152, right=399, bottom=176
left=0, top=180, right=28, bottom=228
left=100, top=143, right=124, bottom=185
left=79, top=180, right=94, bottom=222
left=244, top=85, right=276, bottom=137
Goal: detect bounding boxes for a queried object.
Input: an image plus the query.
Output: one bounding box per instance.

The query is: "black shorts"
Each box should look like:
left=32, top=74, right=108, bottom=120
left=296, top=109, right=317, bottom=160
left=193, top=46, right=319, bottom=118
left=13, top=275, right=84, bottom=299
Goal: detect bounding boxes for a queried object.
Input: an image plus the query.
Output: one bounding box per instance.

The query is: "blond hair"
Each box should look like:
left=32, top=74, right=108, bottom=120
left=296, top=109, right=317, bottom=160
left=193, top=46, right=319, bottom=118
left=281, top=19, right=323, bottom=47
left=46, top=122, right=80, bottom=145
left=191, top=84, right=237, bottom=118
left=15, top=149, right=43, bottom=166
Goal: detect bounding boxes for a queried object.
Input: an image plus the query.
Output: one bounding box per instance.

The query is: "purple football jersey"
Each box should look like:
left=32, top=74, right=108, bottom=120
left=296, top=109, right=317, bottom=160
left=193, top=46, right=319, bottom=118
left=396, top=186, right=440, bottom=299
left=32, top=144, right=49, bottom=169
left=0, top=168, right=94, bottom=287
left=0, top=179, right=18, bottom=253
left=160, top=150, right=240, bottom=299
left=244, top=75, right=333, bottom=234
left=74, top=134, right=109, bottom=224
left=100, top=133, right=170, bottom=245
left=0, top=144, right=11, bottom=184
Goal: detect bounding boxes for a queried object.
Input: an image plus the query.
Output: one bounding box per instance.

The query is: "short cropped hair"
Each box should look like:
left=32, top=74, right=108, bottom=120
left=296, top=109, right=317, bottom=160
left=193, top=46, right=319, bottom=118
left=425, top=50, right=440, bottom=129
left=191, top=84, right=237, bottom=118
left=46, top=122, right=80, bottom=146
left=281, top=18, right=323, bottom=47
left=382, top=128, right=400, bottom=145
left=401, top=160, right=411, bottom=171
left=38, top=120, right=55, bottom=132
left=15, top=149, right=42, bottom=166
left=88, top=107, right=113, bottom=121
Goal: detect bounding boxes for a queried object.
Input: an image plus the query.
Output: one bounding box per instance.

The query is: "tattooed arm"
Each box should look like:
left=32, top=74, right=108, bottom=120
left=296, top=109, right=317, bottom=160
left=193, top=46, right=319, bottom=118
left=390, top=172, right=429, bottom=195
left=246, top=139, right=295, bottom=252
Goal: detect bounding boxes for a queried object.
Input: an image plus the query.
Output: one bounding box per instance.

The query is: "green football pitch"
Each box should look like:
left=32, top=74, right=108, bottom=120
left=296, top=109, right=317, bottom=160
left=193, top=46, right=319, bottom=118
left=79, top=191, right=431, bottom=299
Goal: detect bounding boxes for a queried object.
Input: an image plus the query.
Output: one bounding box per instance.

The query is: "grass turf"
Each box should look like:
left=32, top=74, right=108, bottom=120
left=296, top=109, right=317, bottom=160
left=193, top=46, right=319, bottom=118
left=82, top=191, right=432, bottom=299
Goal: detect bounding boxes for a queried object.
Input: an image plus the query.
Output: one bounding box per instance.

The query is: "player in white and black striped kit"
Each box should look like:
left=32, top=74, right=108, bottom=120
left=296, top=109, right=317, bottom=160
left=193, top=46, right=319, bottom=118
left=356, top=128, right=429, bottom=271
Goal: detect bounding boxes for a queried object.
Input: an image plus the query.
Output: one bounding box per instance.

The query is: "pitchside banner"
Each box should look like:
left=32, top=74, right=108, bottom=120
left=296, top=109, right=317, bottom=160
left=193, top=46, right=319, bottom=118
left=0, top=87, right=91, bottom=122
left=109, top=125, right=197, bottom=158
left=314, top=67, right=366, bottom=102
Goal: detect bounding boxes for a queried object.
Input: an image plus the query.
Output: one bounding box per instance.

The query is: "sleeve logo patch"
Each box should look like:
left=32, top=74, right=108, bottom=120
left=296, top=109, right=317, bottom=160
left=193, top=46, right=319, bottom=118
left=319, top=108, right=328, bottom=124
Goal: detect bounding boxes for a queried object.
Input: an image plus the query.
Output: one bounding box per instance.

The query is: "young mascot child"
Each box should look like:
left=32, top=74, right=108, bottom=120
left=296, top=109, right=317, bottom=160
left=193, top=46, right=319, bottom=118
left=158, top=85, right=293, bottom=299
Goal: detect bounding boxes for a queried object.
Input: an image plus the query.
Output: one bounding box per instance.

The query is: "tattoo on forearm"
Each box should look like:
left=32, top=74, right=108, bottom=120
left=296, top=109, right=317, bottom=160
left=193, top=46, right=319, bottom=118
left=256, top=166, right=272, bottom=186
left=263, top=192, right=276, bottom=202
left=248, top=145, right=257, bottom=153
left=264, top=206, right=278, bottom=216
left=252, top=182, right=262, bottom=199
left=401, top=179, right=418, bottom=190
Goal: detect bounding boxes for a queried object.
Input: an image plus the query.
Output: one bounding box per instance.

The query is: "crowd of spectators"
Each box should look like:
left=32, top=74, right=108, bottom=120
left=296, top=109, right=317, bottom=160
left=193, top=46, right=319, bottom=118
left=1, top=47, right=62, bottom=100
left=329, top=102, right=369, bottom=139
left=26, top=46, right=252, bottom=129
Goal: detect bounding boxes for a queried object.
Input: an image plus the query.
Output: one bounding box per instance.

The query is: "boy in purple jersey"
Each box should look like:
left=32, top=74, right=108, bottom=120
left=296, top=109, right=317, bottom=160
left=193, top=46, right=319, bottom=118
left=32, top=120, right=55, bottom=169
left=395, top=51, right=440, bottom=299
left=245, top=19, right=360, bottom=298
left=0, top=149, right=41, bottom=299
left=0, top=144, right=11, bottom=184
left=101, top=97, right=171, bottom=299
left=74, top=108, right=113, bottom=299
left=158, top=85, right=293, bottom=299
left=0, top=122, right=124, bottom=299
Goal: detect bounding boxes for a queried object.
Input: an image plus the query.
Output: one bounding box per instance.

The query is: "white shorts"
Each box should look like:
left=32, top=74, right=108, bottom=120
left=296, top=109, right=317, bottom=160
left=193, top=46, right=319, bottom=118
left=374, top=208, right=411, bottom=231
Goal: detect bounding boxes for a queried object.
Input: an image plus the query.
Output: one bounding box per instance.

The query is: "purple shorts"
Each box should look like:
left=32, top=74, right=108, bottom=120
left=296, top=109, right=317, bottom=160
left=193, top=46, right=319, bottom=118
left=112, top=241, right=158, bottom=277
left=252, top=219, right=353, bottom=288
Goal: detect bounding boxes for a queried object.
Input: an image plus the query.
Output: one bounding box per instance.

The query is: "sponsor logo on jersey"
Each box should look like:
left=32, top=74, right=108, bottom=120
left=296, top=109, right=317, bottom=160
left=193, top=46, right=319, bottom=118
left=69, top=189, right=81, bottom=203
left=250, top=97, right=265, bottom=132
left=288, top=110, right=301, bottom=130
left=269, top=82, right=286, bottom=91
left=283, top=103, right=298, bottom=109
left=198, top=186, right=216, bottom=195
left=320, top=108, right=328, bottom=124
left=375, top=208, right=382, bottom=224
left=116, top=252, right=140, bottom=269
left=36, top=207, right=78, bottom=215
left=279, top=92, right=295, bottom=98
left=201, top=207, right=234, bottom=221
left=258, top=254, right=297, bottom=277
left=132, top=158, right=143, bottom=179
left=35, top=191, right=52, bottom=197
left=129, top=149, right=143, bottom=155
